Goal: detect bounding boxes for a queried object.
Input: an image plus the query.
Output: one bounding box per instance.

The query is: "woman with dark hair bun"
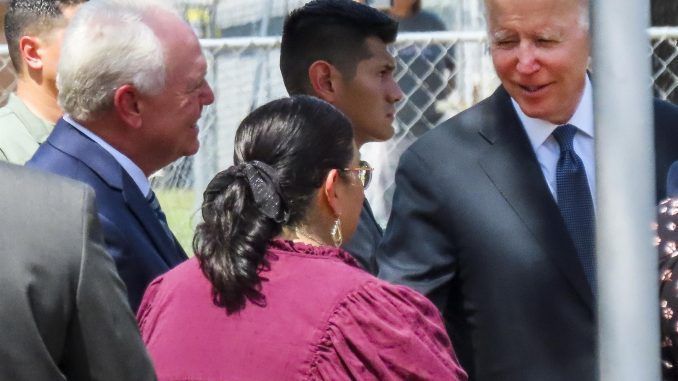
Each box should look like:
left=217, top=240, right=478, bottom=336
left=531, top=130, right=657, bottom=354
left=137, top=96, right=467, bottom=381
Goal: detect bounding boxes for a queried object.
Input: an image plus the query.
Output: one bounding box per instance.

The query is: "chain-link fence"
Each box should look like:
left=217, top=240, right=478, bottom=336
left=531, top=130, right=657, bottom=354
left=653, top=27, right=678, bottom=104
left=178, top=0, right=484, bottom=38
left=0, top=29, right=676, bottom=244
left=146, top=28, right=678, bottom=229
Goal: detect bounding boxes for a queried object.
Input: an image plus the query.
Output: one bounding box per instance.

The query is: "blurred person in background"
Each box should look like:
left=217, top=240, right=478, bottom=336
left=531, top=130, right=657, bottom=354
left=377, top=0, right=678, bottom=379
left=27, top=0, right=214, bottom=312
left=137, top=96, right=467, bottom=381
left=280, top=0, right=403, bottom=273
left=0, top=162, right=155, bottom=380
left=385, top=0, right=445, bottom=32
left=360, top=0, right=456, bottom=226
left=0, top=0, right=86, bottom=164
left=383, top=0, right=454, bottom=137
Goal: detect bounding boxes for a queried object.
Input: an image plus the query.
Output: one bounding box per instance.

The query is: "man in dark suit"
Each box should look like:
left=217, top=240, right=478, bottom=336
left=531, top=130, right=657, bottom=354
left=280, top=0, right=403, bottom=272
left=376, top=0, right=678, bottom=380
left=0, top=162, right=156, bottom=380
left=28, top=0, right=215, bottom=311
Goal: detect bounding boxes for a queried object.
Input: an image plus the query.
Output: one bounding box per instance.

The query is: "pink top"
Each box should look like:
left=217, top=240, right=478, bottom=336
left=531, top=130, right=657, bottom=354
left=137, top=240, right=467, bottom=381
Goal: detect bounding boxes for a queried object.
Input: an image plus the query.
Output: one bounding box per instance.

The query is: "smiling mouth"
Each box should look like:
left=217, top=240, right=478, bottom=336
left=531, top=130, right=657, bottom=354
left=519, top=83, right=551, bottom=93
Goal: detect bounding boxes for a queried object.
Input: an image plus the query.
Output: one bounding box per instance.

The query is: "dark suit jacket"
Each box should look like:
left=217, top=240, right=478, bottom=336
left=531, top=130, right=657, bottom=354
left=27, top=119, right=188, bottom=311
left=0, top=163, right=156, bottom=380
left=667, top=161, right=678, bottom=197
left=342, top=199, right=382, bottom=273
left=376, top=86, right=678, bottom=381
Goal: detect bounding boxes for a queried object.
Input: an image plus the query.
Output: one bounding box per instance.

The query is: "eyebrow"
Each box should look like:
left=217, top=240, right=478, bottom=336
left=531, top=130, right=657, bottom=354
left=536, top=29, right=563, bottom=40
left=490, top=28, right=564, bottom=42
left=490, top=29, right=514, bottom=41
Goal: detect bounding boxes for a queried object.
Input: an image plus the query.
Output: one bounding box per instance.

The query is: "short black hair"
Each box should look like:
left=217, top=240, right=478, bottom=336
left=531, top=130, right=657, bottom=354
left=280, top=0, right=398, bottom=95
left=5, top=0, right=87, bottom=73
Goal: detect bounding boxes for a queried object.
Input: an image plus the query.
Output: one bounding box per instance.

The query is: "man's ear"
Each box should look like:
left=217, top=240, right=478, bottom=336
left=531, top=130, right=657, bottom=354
left=322, top=168, right=342, bottom=217
left=113, top=84, right=142, bottom=129
left=308, top=60, right=341, bottom=103
left=18, top=35, right=44, bottom=71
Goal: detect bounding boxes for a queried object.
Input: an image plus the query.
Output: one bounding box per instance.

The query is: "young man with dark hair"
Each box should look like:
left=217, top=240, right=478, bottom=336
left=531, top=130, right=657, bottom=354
left=280, top=0, right=403, bottom=272
left=0, top=0, right=86, bottom=164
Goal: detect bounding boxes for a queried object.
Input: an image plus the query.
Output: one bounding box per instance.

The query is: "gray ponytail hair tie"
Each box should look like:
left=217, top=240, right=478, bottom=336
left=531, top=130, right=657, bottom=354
left=205, top=160, right=289, bottom=224
left=240, top=160, right=289, bottom=224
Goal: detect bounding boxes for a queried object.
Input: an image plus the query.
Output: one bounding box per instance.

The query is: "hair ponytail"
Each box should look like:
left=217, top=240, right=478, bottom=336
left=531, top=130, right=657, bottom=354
left=194, top=96, right=354, bottom=314
left=193, top=163, right=284, bottom=313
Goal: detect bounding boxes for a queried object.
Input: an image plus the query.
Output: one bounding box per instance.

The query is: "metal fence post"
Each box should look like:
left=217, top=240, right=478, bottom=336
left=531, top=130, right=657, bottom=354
left=592, top=0, right=660, bottom=380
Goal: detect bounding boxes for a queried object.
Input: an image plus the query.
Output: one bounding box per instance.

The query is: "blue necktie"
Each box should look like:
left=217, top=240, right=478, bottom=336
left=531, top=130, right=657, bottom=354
left=553, top=124, right=596, bottom=291
left=147, top=190, right=175, bottom=243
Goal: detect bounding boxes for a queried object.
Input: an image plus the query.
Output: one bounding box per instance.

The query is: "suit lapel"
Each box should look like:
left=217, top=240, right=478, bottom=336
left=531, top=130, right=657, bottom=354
left=49, top=119, right=186, bottom=265
left=121, top=174, right=187, bottom=265
left=478, top=87, right=594, bottom=311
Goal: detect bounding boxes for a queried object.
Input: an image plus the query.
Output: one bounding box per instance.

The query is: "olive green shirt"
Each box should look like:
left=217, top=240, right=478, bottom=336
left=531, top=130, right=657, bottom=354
left=0, top=94, right=55, bottom=164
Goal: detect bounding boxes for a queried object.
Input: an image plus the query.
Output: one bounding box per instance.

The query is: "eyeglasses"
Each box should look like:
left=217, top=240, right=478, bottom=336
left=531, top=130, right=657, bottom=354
left=341, top=160, right=374, bottom=189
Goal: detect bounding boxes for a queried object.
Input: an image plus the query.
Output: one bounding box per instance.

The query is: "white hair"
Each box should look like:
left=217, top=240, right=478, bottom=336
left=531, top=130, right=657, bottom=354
left=483, top=0, right=590, bottom=31
left=57, top=0, right=181, bottom=121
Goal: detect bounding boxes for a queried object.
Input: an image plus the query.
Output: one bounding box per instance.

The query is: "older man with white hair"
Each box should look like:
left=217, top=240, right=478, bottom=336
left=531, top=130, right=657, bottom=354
left=376, top=0, right=678, bottom=379
left=28, top=0, right=215, bottom=312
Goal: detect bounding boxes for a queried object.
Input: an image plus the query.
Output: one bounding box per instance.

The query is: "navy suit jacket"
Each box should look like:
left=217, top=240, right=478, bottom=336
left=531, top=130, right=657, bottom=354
left=377, top=86, right=678, bottom=381
left=27, top=119, right=187, bottom=311
left=668, top=161, right=678, bottom=197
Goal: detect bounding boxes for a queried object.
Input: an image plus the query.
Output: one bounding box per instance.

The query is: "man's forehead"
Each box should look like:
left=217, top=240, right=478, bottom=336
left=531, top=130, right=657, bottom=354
left=362, top=36, right=396, bottom=65
left=485, top=0, right=586, bottom=34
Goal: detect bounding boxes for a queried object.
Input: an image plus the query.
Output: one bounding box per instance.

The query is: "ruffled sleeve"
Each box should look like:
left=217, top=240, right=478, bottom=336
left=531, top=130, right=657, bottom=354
left=307, top=281, right=467, bottom=381
left=136, top=275, right=164, bottom=343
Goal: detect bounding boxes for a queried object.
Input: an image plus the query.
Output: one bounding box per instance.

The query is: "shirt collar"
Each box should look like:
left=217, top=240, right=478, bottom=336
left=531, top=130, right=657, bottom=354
left=64, top=114, right=151, bottom=197
left=512, top=76, right=594, bottom=151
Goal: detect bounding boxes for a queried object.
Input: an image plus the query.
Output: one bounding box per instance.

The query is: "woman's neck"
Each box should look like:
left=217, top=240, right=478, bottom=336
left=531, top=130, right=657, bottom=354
left=279, top=225, right=330, bottom=247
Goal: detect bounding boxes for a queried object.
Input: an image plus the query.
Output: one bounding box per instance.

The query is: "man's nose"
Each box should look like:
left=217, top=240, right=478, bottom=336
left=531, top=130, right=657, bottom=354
left=388, top=78, right=404, bottom=103
left=516, top=43, right=541, bottom=75
left=202, top=82, right=215, bottom=105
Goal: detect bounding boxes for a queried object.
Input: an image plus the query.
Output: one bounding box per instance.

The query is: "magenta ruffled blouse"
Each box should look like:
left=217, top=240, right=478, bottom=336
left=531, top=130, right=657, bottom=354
left=137, top=240, right=467, bottom=381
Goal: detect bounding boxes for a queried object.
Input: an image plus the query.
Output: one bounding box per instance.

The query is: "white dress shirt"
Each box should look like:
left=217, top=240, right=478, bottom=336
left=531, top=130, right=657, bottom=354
left=511, top=77, right=595, bottom=207
left=65, top=114, right=151, bottom=197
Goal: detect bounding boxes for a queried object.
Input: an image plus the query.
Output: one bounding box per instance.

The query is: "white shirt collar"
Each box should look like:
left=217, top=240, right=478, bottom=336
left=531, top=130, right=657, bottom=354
left=512, top=76, right=594, bottom=151
left=64, top=114, right=151, bottom=197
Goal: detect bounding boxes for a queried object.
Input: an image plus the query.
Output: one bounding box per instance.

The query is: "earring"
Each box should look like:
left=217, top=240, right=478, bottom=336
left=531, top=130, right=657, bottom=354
left=330, top=217, right=343, bottom=247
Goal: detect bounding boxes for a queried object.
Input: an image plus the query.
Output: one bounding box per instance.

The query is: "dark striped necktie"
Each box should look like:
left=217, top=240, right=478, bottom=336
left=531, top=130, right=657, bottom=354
left=147, top=190, right=174, bottom=243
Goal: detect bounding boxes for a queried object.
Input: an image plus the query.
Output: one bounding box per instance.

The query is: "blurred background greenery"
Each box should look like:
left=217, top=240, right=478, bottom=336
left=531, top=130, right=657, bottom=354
left=156, top=189, right=197, bottom=256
